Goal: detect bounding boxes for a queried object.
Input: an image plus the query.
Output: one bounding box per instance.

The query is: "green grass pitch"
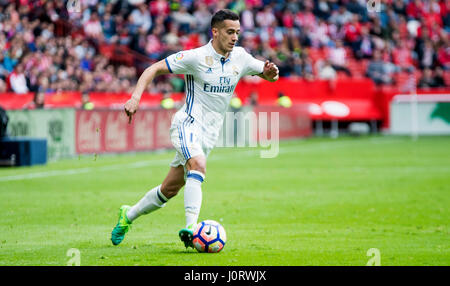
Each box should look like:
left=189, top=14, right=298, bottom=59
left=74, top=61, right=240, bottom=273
left=0, top=136, right=449, bottom=266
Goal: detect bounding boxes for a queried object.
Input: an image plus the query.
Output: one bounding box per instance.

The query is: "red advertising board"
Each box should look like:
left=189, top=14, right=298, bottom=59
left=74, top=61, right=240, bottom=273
left=75, top=109, right=176, bottom=154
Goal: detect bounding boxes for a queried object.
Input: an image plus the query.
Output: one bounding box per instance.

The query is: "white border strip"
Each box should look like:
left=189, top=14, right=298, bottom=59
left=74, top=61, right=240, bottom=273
left=393, top=94, right=450, bottom=103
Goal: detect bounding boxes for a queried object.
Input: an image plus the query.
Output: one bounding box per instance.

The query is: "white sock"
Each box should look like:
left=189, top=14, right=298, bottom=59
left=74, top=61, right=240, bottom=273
left=127, top=185, right=168, bottom=222
left=184, top=170, right=205, bottom=229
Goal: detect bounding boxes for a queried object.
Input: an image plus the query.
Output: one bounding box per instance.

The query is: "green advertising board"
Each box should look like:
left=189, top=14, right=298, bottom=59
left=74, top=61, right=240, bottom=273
left=6, top=109, right=76, bottom=160
left=390, top=100, right=450, bottom=135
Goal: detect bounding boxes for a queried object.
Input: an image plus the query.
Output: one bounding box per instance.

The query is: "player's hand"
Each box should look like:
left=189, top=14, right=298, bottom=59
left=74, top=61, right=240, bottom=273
left=262, top=60, right=279, bottom=81
left=124, top=97, right=139, bottom=124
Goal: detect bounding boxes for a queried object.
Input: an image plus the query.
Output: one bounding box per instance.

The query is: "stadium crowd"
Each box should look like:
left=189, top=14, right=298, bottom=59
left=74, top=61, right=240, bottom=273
left=0, top=0, right=449, bottom=97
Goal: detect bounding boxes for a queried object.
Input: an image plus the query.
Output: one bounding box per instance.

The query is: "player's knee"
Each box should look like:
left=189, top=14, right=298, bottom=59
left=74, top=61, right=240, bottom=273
left=187, top=157, right=206, bottom=175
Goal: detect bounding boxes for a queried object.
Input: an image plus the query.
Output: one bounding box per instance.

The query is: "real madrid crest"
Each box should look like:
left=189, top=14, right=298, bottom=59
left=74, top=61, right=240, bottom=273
left=232, top=65, right=239, bottom=76
left=205, top=56, right=213, bottom=67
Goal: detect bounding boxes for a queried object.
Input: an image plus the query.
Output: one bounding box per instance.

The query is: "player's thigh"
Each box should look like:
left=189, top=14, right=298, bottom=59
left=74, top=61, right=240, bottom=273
left=170, top=121, right=206, bottom=166
left=161, top=165, right=185, bottom=198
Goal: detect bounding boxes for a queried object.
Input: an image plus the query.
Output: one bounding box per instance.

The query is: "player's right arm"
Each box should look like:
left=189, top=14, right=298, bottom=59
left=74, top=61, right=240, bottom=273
left=124, top=60, right=170, bottom=123
left=125, top=50, right=196, bottom=123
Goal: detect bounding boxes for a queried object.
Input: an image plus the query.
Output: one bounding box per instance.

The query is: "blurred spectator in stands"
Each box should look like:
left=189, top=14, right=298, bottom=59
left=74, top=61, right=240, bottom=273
left=145, top=28, right=164, bottom=60
left=310, top=18, right=331, bottom=48
left=163, top=22, right=181, bottom=53
left=248, top=91, right=259, bottom=106
left=302, top=56, right=315, bottom=81
left=130, top=3, right=152, bottom=35
left=433, top=66, right=446, bottom=87
left=295, top=4, right=317, bottom=32
left=418, top=39, right=437, bottom=70
left=366, top=49, right=396, bottom=85
left=0, top=0, right=448, bottom=95
left=80, top=50, right=95, bottom=72
left=281, top=8, right=295, bottom=30
left=27, top=67, right=40, bottom=92
left=318, top=59, right=337, bottom=81
left=0, top=78, right=6, bottom=93
left=355, top=26, right=375, bottom=59
left=241, top=4, right=255, bottom=32
left=2, top=50, right=18, bottom=74
left=393, top=0, right=407, bottom=16
left=329, top=5, right=353, bottom=26
left=24, top=91, right=45, bottom=109
left=292, top=54, right=314, bottom=81
left=346, top=0, right=367, bottom=20
left=414, top=25, right=427, bottom=54
left=317, top=58, right=337, bottom=90
left=417, top=67, right=438, bottom=88
left=0, top=52, right=7, bottom=80
left=370, top=16, right=388, bottom=43
left=9, top=64, right=29, bottom=94
left=443, top=1, right=450, bottom=31
left=437, top=39, right=450, bottom=70
left=392, top=39, right=414, bottom=71
left=315, top=0, right=331, bottom=20
left=193, top=4, right=212, bottom=34
left=172, top=5, right=196, bottom=34
left=344, top=14, right=362, bottom=55
left=406, top=0, right=424, bottom=20
left=101, top=11, right=117, bottom=43
left=328, top=40, right=352, bottom=76
left=84, top=12, right=103, bottom=41
left=150, top=0, right=170, bottom=18
left=81, top=92, right=94, bottom=110
left=257, top=6, right=277, bottom=29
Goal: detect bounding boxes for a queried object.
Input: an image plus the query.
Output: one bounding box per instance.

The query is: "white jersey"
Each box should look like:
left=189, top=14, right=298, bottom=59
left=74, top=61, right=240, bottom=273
left=165, top=40, right=265, bottom=132
left=165, top=40, right=264, bottom=167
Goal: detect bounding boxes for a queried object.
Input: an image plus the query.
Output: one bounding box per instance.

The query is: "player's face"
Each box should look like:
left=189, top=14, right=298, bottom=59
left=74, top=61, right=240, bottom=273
left=213, top=20, right=240, bottom=54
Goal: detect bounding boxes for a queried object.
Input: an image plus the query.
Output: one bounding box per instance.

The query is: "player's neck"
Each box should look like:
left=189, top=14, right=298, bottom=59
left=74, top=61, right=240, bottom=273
left=211, top=40, right=230, bottom=59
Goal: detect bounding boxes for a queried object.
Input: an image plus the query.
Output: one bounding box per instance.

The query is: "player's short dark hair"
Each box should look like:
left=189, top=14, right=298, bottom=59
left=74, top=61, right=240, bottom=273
left=211, top=9, right=240, bottom=28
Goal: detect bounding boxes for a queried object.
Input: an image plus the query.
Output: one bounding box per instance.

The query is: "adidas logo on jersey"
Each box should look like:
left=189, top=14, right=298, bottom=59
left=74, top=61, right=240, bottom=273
left=205, top=67, right=213, bottom=74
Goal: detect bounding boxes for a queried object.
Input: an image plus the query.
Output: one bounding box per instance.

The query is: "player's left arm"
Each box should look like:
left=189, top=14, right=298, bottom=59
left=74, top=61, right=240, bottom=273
left=257, top=60, right=279, bottom=82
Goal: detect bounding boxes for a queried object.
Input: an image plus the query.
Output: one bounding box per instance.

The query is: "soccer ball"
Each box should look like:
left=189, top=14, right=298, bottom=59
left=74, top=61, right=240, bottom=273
left=192, top=220, right=226, bottom=253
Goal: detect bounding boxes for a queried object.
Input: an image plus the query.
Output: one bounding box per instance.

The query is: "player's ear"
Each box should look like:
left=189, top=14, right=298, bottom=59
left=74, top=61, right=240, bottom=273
left=211, top=27, right=219, bottom=37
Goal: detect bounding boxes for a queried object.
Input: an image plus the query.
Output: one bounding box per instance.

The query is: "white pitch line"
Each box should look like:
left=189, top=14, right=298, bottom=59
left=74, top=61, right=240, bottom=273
left=0, top=137, right=402, bottom=182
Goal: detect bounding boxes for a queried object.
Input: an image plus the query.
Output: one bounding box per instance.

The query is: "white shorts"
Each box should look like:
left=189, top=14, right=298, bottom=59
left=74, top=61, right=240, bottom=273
left=169, top=111, right=218, bottom=168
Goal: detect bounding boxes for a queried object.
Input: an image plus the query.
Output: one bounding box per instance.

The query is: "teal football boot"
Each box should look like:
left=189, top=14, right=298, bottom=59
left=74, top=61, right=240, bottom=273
left=111, top=205, right=132, bottom=246
left=179, top=224, right=195, bottom=249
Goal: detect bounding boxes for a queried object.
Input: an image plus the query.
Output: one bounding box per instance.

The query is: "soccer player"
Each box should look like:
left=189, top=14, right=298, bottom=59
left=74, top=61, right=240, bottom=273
left=111, top=9, right=279, bottom=248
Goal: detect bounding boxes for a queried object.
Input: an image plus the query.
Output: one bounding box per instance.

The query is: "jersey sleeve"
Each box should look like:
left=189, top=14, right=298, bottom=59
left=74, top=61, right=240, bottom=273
left=165, top=49, right=197, bottom=75
left=241, top=49, right=265, bottom=76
